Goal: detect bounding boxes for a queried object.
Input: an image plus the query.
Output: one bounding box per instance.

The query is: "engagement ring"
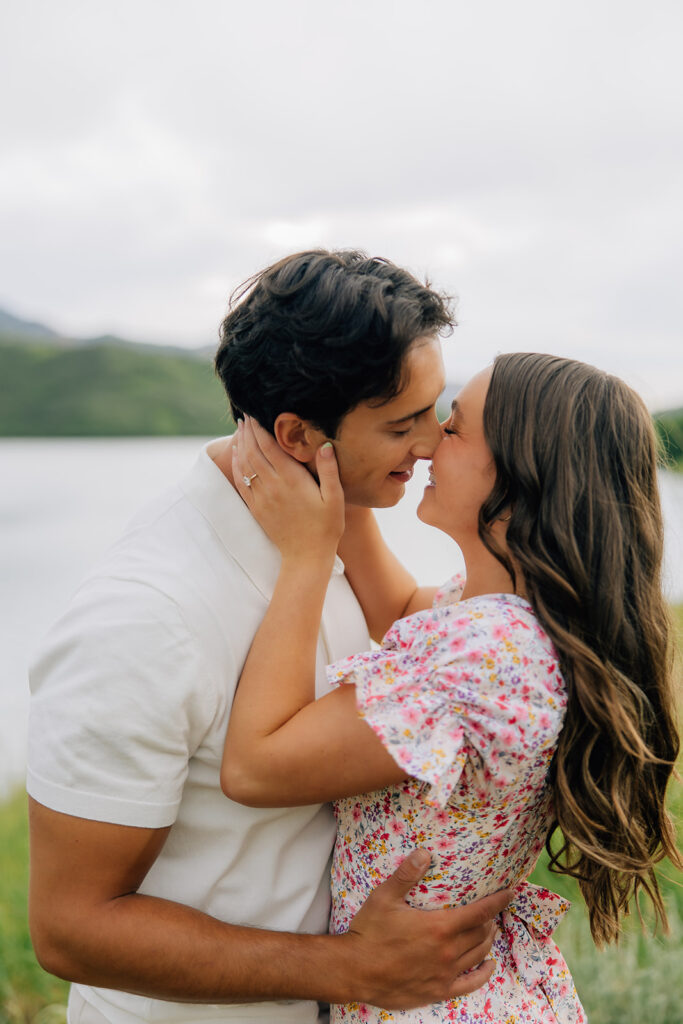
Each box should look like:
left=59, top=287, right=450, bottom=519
left=243, top=473, right=258, bottom=486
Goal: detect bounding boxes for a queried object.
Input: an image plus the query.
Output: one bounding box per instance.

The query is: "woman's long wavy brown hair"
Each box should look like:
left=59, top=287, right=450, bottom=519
left=480, top=352, right=681, bottom=945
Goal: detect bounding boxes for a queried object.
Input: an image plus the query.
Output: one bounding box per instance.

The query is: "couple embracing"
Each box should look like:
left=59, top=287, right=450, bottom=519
left=28, top=251, right=680, bottom=1024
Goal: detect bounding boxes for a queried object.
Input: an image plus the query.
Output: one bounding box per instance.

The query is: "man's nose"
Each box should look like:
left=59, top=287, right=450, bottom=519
left=411, top=412, right=443, bottom=458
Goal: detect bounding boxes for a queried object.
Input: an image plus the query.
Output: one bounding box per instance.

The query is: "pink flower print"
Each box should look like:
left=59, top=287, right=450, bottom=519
left=507, top=705, right=529, bottom=725
left=352, top=803, right=362, bottom=822
left=448, top=725, right=464, bottom=743
left=326, top=594, right=581, bottom=1024
left=509, top=614, right=531, bottom=631
left=499, top=727, right=517, bottom=747
left=401, top=705, right=422, bottom=726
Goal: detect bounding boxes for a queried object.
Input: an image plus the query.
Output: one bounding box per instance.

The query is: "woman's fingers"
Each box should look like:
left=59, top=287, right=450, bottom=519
left=231, top=416, right=345, bottom=554
left=246, top=417, right=286, bottom=465
left=315, top=442, right=344, bottom=505
left=231, top=421, right=260, bottom=502
left=231, top=438, right=255, bottom=505
left=315, top=442, right=345, bottom=541
left=240, top=417, right=277, bottom=479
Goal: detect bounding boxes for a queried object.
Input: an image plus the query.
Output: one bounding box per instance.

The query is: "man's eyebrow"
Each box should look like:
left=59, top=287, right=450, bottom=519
left=385, top=403, right=434, bottom=426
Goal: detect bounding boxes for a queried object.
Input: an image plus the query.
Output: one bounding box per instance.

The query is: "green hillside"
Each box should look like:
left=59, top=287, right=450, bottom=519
left=0, top=337, right=234, bottom=437
left=0, top=309, right=681, bottom=447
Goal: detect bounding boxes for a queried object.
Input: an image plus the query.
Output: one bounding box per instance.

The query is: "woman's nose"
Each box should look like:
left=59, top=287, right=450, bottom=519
left=412, top=413, right=443, bottom=458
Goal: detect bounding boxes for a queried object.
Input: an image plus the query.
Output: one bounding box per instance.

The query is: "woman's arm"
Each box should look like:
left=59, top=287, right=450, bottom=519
left=222, top=578, right=407, bottom=806
left=338, top=505, right=437, bottom=642
left=223, top=419, right=407, bottom=806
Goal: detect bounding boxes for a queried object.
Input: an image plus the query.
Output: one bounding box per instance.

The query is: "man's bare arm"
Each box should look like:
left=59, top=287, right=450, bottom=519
left=28, top=798, right=509, bottom=1009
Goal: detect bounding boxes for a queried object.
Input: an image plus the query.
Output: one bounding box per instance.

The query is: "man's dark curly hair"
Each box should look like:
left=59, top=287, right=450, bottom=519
left=214, top=249, right=454, bottom=438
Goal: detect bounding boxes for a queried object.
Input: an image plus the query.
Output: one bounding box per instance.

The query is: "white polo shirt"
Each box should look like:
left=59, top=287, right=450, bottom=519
left=27, top=442, right=371, bottom=1024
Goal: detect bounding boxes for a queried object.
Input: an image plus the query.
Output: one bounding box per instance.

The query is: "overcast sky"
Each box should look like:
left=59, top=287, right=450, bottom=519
left=1, top=0, right=682, bottom=409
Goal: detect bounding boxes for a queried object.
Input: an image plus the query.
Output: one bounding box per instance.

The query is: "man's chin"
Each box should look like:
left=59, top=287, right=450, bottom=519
left=344, top=486, right=406, bottom=510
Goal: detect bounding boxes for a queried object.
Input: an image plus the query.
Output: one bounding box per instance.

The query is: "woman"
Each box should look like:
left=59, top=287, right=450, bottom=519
left=222, top=353, right=681, bottom=1023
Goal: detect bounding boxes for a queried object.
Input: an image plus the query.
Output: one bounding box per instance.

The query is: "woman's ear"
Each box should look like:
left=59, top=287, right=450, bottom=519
left=273, top=413, right=327, bottom=463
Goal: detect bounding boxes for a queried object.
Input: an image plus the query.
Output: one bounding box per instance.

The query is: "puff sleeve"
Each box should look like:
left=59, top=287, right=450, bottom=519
left=327, top=594, right=566, bottom=808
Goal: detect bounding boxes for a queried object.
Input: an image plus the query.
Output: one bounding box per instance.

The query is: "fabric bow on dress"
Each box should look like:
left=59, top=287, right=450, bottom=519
left=500, top=881, right=578, bottom=1021
left=504, top=880, right=571, bottom=987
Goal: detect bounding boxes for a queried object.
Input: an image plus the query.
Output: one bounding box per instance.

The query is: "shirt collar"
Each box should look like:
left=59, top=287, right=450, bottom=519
left=180, top=440, right=344, bottom=600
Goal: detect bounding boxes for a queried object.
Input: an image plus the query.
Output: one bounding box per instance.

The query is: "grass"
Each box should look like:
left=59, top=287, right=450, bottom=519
left=529, top=794, right=683, bottom=1024
left=0, top=791, right=68, bottom=1024
left=527, top=601, right=683, bottom=1023
left=3, top=609, right=682, bottom=1023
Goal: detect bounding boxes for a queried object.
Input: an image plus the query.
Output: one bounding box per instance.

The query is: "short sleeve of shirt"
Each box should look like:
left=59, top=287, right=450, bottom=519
left=27, top=576, right=219, bottom=827
left=327, top=595, right=566, bottom=809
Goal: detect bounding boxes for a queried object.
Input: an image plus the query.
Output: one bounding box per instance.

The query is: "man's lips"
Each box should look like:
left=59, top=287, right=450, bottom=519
left=389, top=467, right=414, bottom=483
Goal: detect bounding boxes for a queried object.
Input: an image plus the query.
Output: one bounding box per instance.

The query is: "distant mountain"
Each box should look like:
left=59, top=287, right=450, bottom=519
left=3, top=307, right=679, bottom=456
left=0, top=308, right=59, bottom=339
left=0, top=307, right=212, bottom=358
left=0, top=308, right=231, bottom=437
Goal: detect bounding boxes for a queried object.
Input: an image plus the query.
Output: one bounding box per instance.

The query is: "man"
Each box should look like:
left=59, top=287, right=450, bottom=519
left=28, top=250, right=509, bottom=1024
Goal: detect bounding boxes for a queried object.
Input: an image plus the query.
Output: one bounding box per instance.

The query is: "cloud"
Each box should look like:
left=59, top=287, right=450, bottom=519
left=1, top=0, right=682, bottom=406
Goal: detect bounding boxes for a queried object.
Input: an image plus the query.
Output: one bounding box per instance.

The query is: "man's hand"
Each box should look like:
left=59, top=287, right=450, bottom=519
left=340, top=849, right=510, bottom=1009
left=29, top=799, right=508, bottom=1010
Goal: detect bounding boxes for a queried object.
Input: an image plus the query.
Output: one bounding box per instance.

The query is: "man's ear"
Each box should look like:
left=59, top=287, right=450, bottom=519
left=273, top=413, right=327, bottom=463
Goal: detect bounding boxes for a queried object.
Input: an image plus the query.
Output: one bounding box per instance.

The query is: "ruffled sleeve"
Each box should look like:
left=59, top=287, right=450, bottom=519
left=327, top=595, right=566, bottom=808
left=432, top=571, right=466, bottom=608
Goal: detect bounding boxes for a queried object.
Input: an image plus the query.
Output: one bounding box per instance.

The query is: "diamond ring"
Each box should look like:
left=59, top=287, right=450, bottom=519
left=243, top=473, right=258, bottom=487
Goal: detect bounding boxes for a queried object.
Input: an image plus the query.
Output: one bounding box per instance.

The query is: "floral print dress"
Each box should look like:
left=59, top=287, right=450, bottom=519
left=326, top=576, right=587, bottom=1024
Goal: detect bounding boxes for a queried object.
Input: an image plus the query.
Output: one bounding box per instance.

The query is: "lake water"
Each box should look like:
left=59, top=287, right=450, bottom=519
left=2, top=438, right=682, bottom=794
